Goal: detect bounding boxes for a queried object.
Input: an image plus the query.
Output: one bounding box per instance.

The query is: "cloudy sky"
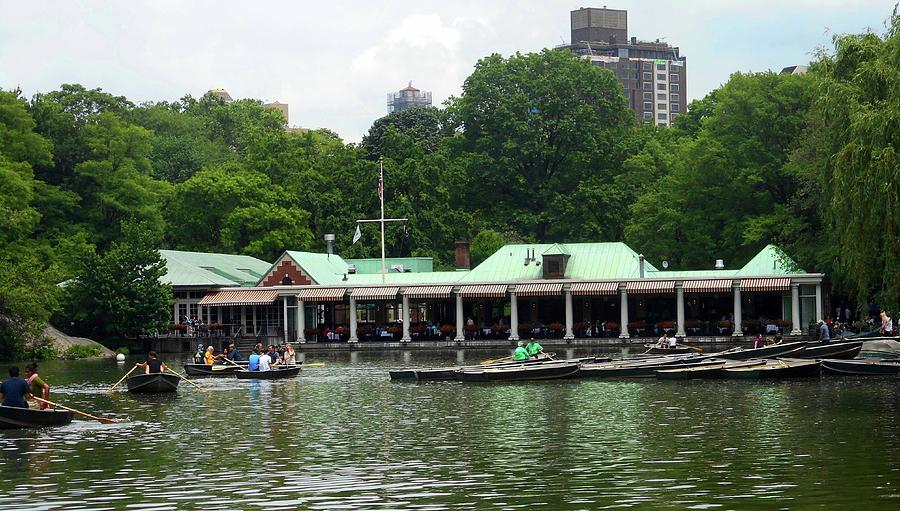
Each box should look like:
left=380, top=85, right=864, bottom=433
left=0, top=0, right=891, bottom=142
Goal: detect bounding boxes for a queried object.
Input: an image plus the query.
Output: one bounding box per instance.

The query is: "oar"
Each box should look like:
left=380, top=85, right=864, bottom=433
left=108, top=364, right=139, bottom=393
left=32, top=397, right=119, bottom=424
left=680, top=343, right=703, bottom=353
left=221, top=357, right=242, bottom=368
left=480, top=355, right=513, bottom=365
left=166, top=368, right=209, bottom=392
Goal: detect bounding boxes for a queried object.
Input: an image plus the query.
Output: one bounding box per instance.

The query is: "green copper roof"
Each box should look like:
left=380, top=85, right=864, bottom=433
left=280, top=251, right=351, bottom=285
left=737, top=244, right=804, bottom=275
left=344, top=271, right=467, bottom=285
left=460, top=242, right=656, bottom=282
left=160, top=250, right=271, bottom=287
left=542, top=243, right=571, bottom=256
left=345, top=257, right=434, bottom=274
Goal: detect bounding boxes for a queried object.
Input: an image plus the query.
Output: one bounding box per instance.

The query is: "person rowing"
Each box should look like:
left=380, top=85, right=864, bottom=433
left=25, top=363, right=51, bottom=409
left=136, top=351, right=168, bottom=374
left=227, top=343, right=243, bottom=362
left=525, top=338, right=544, bottom=359
left=1, top=366, right=34, bottom=409
left=513, top=341, right=529, bottom=362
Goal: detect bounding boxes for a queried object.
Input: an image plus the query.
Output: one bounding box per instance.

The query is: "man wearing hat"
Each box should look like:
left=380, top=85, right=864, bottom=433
left=513, top=341, right=529, bottom=361
left=818, top=320, right=830, bottom=344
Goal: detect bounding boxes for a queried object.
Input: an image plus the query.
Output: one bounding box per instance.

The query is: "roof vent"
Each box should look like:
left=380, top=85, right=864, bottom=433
left=714, top=259, right=725, bottom=270
left=347, top=264, right=357, bottom=274
left=391, top=264, right=407, bottom=273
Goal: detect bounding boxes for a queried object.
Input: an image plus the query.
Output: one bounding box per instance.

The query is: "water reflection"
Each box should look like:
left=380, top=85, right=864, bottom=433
left=0, top=352, right=896, bottom=510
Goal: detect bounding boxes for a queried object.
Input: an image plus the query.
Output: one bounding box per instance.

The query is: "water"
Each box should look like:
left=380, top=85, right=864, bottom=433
left=0, top=350, right=897, bottom=510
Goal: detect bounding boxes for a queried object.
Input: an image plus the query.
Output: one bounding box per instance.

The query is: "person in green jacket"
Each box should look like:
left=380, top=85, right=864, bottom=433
left=513, top=341, right=529, bottom=361
left=525, top=338, right=544, bottom=359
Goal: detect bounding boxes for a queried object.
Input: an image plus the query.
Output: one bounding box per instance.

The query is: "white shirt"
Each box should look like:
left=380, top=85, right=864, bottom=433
left=259, top=353, right=271, bottom=371
left=668, top=337, right=677, bottom=347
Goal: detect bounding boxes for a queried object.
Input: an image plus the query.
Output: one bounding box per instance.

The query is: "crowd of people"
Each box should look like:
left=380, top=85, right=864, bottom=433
left=192, top=342, right=295, bottom=371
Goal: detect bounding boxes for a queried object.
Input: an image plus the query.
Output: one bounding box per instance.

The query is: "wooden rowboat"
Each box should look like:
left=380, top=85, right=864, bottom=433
left=655, top=359, right=767, bottom=379
left=127, top=372, right=180, bottom=393
left=722, top=358, right=820, bottom=379
left=235, top=366, right=301, bottom=380
left=183, top=363, right=241, bottom=377
left=796, top=341, right=863, bottom=360
left=821, top=358, right=900, bottom=376
left=456, top=361, right=580, bottom=382
left=708, top=341, right=807, bottom=360
left=643, top=344, right=694, bottom=355
left=576, top=355, right=714, bottom=378
left=0, top=405, right=74, bottom=429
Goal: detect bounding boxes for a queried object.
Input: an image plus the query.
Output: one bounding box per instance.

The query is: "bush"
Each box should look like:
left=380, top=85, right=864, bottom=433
left=115, top=347, right=130, bottom=355
left=62, top=344, right=102, bottom=359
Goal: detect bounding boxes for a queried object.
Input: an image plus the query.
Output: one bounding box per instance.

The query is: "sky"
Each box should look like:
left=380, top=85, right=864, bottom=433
left=0, top=0, right=892, bottom=142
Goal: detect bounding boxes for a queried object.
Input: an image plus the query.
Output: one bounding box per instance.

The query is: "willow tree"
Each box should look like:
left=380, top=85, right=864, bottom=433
left=807, top=12, right=900, bottom=308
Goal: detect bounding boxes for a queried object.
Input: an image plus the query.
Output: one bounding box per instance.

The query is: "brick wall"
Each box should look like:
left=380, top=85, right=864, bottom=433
left=260, top=260, right=312, bottom=286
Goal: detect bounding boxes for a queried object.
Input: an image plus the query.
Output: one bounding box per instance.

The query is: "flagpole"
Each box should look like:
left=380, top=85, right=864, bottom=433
left=380, top=159, right=386, bottom=284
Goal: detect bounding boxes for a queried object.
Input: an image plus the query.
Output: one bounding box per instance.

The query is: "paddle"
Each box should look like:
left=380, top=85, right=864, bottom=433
left=680, top=343, right=703, bottom=353
left=166, top=368, right=209, bottom=392
left=221, top=357, right=242, bottom=368
left=32, top=397, right=119, bottom=424
left=108, top=364, right=139, bottom=393
left=480, top=355, right=513, bottom=365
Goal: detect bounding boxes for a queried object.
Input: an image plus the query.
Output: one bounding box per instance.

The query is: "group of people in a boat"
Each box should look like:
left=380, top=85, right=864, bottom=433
left=192, top=342, right=295, bottom=369
left=0, top=364, right=52, bottom=410
left=513, top=339, right=546, bottom=361
left=247, top=343, right=296, bottom=371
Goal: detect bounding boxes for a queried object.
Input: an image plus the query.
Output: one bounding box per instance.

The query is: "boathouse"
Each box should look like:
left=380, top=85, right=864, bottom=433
left=168, top=242, right=826, bottom=345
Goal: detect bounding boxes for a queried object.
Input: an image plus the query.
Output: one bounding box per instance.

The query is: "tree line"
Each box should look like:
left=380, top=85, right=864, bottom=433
left=0, top=14, right=897, bottom=358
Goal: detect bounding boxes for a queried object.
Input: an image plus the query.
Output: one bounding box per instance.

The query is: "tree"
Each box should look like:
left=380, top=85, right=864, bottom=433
left=360, top=106, right=447, bottom=161
left=61, top=221, right=171, bottom=340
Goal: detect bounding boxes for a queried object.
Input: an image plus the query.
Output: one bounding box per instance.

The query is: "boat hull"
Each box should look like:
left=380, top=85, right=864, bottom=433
left=722, top=359, right=820, bottom=379
left=710, top=341, right=807, bottom=360
left=184, top=364, right=241, bottom=377
left=235, top=366, right=301, bottom=380
left=796, top=341, right=863, bottom=360
left=643, top=345, right=693, bottom=355
left=577, top=355, right=708, bottom=378
left=127, top=373, right=181, bottom=393
left=821, top=359, right=900, bottom=376
left=456, top=362, right=579, bottom=382
left=0, top=405, right=74, bottom=429
left=655, top=360, right=766, bottom=380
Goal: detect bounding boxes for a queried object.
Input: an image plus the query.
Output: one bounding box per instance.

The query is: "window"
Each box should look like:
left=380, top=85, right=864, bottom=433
left=671, top=113, right=678, bottom=120
left=670, top=84, right=680, bottom=92
left=175, top=291, right=187, bottom=299
left=643, top=102, right=653, bottom=110
left=189, top=291, right=203, bottom=299
left=642, top=72, right=652, bottom=80
left=643, top=62, right=652, bottom=70
left=547, top=260, right=561, bottom=275
left=632, top=71, right=639, bottom=79
left=643, top=111, right=653, bottom=120
left=657, top=93, right=666, bottom=100
left=643, top=82, right=652, bottom=90
left=643, top=92, right=653, bottom=100
left=657, top=103, right=667, bottom=111
left=672, top=103, right=681, bottom=112
left=657, top=73, right=666, bottom=81
left=670, top=94, right=679, bottom=102
left=657, top=83, right=666, bottom=90
left=670, top=74, right=679, bottom=82
left=658, top=112, right=668, bottom=120
left=670, top=66, right=680, bottom=73
left=657, top=63, right=666, bottom=70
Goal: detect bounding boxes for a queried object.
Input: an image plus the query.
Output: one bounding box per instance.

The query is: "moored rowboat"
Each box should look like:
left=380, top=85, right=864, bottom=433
left=821, top=358, right=900, bottom=376
left=722, top=358, right=820, bottom=379
left=235, top=366, right=301, bottom=380
left=456, top=361, right=580, bottom=382
left=709, top=341, right=807, bottom=360
left=655, top=359, right=766, bottom=380
left=796, top=341, right=863, bottom=360
left=0, top=405, right=74, bottom=429
left=643, top=344, right=694, bottom=355
left=127, top=372, right=181, bottom=393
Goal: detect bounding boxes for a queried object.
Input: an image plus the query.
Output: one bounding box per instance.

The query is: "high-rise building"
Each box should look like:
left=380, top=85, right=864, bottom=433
left=387, top=82, right=432, bottom=113
left=560, top=7, right=687, bottom=126
left=207, top=88, right=234, bottom=103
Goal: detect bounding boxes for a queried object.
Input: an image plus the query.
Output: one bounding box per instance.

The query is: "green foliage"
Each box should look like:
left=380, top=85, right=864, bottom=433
left=471, top=230, right=508, bottom=266
left=360, top=106, right=447, bottom=160
left=61, top=221, right=172, bottom=340
left=115, top=346, right=130, bottom=355
left=62, top=344, right=102, bottom=359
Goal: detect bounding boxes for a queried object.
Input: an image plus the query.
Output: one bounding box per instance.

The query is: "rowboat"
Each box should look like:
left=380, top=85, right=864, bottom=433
left=0, top=405, right=74, bottom=429
left=127, top=372, right=180, bottom=393
left=390, top=355, right=607, bottom=382
left=708, top=341, right=807, bottom=360
left=722, top=358, right=820, bottom=379
left=796, top=341, right=863, bottom=360
left=643, top=344, right=694, bottom=355
left=456, top=361, right=580, bottom=382
left=655, top=359, right=767, bottom=379
left=183, top=363, right=241, bottom=377
left=577, top=355, right=715, bottom=378
left=821, top=358, right=900, bottom=376
left=235, top=366, right=301, bottom=380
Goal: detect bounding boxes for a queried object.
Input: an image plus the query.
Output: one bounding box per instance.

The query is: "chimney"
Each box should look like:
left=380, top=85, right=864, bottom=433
left=324, top=234, right=335, bottom=256
left=455, top=240, right=471, bottom=270
left=715, top=259, right=725, bottom=270
left=639, top=253, right=645, bottom=278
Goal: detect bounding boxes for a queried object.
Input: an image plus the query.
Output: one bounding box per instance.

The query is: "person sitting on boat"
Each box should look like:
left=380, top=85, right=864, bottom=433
left=203, top=346, right=216, bottom=366
left=258, top=349, right=272, bottom=371
left=753, top=334, right=763, bottom=349
left=1, top=367, right=33, bottom=409
left=247, top=350, right=261, bottom=371
left=266, top=345, right=280, bottom=367
left=227, top=343, right=243, bottom=362
left=525, top=338, right=544, bottom=359
left=513, top=341, right=529, bottom=362
left=772, top=331, right=784, bottom=345
left=818, top=320, right=830, bottom=344
left=657, top=333, right=668, bottom=349
left=193, top=344, right=204, bottom=364
left=668, top=333, right=677, bottom=348
left=284, top=344, right=296, bottom=366
left=136, top=352, right=167, bottom=374
left=25, top=363, right=51, bottom=410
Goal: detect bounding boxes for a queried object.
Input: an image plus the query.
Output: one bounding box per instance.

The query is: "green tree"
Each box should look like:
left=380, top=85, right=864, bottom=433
left=360, top=106, right=447, bottom=161
left=61, top=221, right=171, bottom=340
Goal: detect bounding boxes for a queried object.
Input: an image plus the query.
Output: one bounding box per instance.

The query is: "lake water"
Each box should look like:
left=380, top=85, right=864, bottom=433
left=0, top=349, right=897, bottom=510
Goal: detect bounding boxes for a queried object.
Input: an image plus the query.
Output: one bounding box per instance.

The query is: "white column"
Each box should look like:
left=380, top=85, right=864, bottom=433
left=401, top=294, right=411, bottom=342
left=297, top=299, right=305, bottom=343
left=348, top=297, right=358, bottom=343
left=676, top=283, right=686, bottom=337
left=790, top=283, right=802, bottom=335
left=216, top=307, right=222, bottom=324
left=282, top=297, right=289, bottom=343
left=564, top=288, right=574, bottom=340
left=733, top=284, right=743, bottom=336
left=619, top=287, right=630, bottom=339
left=173, top=303, right=178, bottom=324
left=454, top=293, right=464, bottom=341
left=815, top=283, right=823, bottom=322
left=509, top=292, right=519, bottom=341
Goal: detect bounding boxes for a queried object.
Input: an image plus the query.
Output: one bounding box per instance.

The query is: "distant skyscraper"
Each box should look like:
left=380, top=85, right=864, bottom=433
left=560, top=7, right=687, bottom=127
left=207, top=88, right=233, bottom=103
left=387, top=82, right=432, bottom=113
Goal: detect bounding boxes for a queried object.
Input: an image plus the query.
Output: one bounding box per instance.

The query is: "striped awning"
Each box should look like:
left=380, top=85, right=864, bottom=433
left=351, top=287, right=400, bottom=301
left=198, top=289, right=279, bottom=306
left=626, top=280, right=676, bottom=294
left=297, top=287, right=346, bottom=302
left=514, top=283, right=563, bottom=297
left=570, top=281, right=619, bottom=296
left=457, top=284, right=508, bottom=298
left=403, top=286, right=454, bottom=299
left=683, top=279, right=734, bottom=293
left=740, top=277, right=791, bottom=292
